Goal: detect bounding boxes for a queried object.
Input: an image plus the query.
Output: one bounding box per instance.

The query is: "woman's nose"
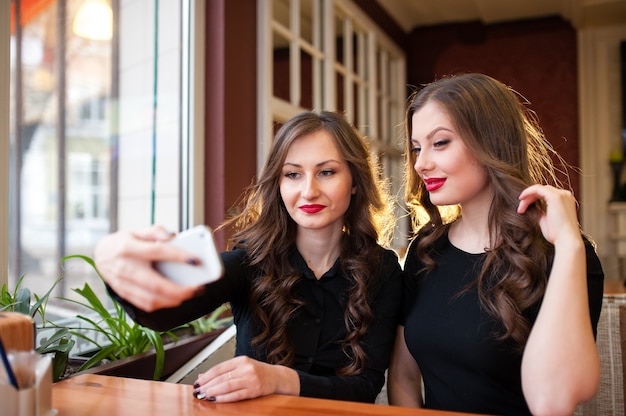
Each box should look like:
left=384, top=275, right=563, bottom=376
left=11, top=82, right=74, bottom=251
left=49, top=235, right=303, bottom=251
left=413, top=151, right=431, bottom=173
left=302, top=176, right=320, bottom=199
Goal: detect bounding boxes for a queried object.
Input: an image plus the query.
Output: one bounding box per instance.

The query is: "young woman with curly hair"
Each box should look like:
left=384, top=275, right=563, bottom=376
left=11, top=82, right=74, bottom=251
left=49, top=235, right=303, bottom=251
left=94, top=111, right=403, bottom=404
left=387, top=73, right=604, bottom=416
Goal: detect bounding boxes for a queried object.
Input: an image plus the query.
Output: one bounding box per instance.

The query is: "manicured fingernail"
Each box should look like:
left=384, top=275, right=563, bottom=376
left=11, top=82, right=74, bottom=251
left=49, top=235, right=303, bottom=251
left=194, top=391, right=206, bottom=400
left=207, top=396, right=216, bottom=402
left=187, top=257, right=200, bottom=266
left=193, top=382, right=200, bottom=389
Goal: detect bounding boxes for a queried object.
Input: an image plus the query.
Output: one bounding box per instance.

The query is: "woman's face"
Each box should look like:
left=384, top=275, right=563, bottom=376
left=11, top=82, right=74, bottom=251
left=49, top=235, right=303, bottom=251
left=280, top=130, right=355, bottom=234
left=410, top=101, right=491, bottom=208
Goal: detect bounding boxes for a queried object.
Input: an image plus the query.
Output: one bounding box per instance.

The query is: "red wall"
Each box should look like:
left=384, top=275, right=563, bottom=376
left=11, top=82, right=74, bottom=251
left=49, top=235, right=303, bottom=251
left=405, top=17, right=580, bottom=196
left=204, top=0, right=257, bottom=249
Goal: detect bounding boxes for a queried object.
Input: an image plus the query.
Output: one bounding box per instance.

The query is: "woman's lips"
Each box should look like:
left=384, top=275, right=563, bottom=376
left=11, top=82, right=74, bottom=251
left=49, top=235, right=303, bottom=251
left=424, top=178, right=445, bottom=192
left=299, top=204, right=325, bottom=214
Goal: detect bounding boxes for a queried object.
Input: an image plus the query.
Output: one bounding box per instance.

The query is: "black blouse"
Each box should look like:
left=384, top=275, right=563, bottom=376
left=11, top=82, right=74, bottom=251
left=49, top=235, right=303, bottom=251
left=110, top=245, right=404, bottom=403
left=401, top=233, right=604, bottom=415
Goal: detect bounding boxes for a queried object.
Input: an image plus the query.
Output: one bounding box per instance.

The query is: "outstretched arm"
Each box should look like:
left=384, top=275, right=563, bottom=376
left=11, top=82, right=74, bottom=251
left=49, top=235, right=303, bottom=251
left=94, top=225, right=201, bottom=312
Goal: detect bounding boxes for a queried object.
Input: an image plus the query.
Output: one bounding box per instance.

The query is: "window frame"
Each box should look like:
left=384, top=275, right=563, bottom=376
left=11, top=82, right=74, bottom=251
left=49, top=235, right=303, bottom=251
left=1, top=1, right=9, bottom=287
left=2, top=0, right=206, bottom=302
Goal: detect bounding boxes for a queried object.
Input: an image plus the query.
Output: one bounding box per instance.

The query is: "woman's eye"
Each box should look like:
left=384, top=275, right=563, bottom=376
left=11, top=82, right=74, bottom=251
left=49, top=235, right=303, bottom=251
left=284, top=172, right=299, bottom=179
left=433, top=139, right=450, bottom=148
left=319, top=169, right=335, bottom=177
left=410, top=146, right=421, bottom=154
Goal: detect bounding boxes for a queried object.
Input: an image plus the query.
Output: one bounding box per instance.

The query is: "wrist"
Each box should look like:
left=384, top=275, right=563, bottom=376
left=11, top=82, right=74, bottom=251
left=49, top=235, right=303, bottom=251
left=274, top=365, right=300, bottom=396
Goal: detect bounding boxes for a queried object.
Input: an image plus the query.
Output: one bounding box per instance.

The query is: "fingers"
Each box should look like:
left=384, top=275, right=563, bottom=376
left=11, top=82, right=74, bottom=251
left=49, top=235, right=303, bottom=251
left=517, top=185, right=575, bottom=216
left=130, top=224, right=176, bottom=242
left=98, top=227, right=195, bottom=265
left=517, top=184, right=581, bottom=245
left=516, top=184, right=553, bottom=214
left=109, top=257, right=195, bottom=311
left=94, top=226, right=200, bottom=312
left=193, top=357, right=270, bottom=403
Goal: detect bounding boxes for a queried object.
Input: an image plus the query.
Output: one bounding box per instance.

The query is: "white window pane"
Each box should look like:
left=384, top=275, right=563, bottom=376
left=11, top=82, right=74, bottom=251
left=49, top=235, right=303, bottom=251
left=9, top=0, right=188, bottom=317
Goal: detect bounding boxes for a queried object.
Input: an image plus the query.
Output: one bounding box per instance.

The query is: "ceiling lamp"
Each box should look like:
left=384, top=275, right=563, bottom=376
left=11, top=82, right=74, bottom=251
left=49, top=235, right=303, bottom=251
left=72, top=0, right=113, bottom=41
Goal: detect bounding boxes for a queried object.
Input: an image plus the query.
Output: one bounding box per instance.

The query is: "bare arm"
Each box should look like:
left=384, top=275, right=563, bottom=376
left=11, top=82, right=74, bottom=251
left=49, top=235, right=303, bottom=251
left=517, top=185, right=600, bottom=416
left=387, top=326, right=423, bottom=407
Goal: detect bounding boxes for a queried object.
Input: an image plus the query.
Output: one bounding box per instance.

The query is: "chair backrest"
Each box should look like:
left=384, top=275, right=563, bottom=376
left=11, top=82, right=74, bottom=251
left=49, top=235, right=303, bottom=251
left=575, top=294, right=626, bottom=416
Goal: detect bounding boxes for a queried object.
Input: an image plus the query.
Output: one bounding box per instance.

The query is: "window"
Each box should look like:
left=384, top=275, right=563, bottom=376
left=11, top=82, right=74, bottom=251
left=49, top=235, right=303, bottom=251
left=258, top=0, right=409, bottom=252
left=7, top=0, right=204, bottom=317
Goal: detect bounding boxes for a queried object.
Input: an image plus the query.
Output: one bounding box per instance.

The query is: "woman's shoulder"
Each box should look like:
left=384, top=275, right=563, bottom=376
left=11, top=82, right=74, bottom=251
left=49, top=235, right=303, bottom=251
left=367, top=245, right=404, bottom=300
left=221, top=246, right=248, bottom=262
left=405, top=228, right=448, bottom=255
left=221, top=247, right=254, bottom=276
left=371, top=244, right=403, bottom=271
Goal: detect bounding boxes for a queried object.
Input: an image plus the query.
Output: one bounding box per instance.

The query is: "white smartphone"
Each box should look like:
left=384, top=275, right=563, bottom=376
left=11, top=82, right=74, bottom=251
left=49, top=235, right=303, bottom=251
left=154, top=225, right=224, bottom=286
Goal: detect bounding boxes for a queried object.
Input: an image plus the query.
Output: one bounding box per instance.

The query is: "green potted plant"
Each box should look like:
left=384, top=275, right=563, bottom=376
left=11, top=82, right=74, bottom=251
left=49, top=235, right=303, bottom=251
left=59, top=254, right=233, bottom=381
left=2, top=255, right=234, bottom=382
left=0, top=275, right=75, bottom=381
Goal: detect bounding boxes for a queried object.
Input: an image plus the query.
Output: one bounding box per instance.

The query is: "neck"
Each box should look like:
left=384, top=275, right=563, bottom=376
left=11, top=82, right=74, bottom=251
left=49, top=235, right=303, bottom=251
left=296, top=228, right=343, bottom=279
left=448, top=205, right=491, bottom=254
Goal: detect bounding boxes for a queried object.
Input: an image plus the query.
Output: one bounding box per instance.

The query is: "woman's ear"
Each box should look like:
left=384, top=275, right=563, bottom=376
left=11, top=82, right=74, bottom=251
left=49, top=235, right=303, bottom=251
left=352, top=185, right=357, bottom=195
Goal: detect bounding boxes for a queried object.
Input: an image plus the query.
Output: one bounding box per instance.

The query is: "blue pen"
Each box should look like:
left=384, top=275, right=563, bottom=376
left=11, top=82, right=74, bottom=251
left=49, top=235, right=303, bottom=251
left=0, top=337, right=18, bottom=389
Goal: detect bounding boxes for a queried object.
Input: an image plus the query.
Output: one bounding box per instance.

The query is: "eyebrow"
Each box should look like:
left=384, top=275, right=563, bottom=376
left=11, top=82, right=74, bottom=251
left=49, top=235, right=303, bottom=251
left=282, top=159, right=342, bottom=168
left=412, top=126, right=454, bottom=143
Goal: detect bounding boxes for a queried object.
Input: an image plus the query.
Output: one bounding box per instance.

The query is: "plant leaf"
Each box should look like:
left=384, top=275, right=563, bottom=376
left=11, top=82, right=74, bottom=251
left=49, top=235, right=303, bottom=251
left=142, top=327, right=165, bottom=380
left=30, top=275, right=64, bottom=319
left=14, top=287, right=31, bottom=315
left=77, top=344, right=118, bottom=372
left=50, top=338, right=75, bottom=382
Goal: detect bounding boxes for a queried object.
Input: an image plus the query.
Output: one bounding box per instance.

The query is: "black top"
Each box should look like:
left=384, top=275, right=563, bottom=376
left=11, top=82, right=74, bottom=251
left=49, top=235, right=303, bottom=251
left=110, top=245, right=404, bottom=403
left=401, top=232, right=604, bottom=415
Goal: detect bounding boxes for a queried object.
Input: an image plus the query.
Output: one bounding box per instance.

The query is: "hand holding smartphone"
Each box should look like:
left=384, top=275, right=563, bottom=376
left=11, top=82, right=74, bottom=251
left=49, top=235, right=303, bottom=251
left=154, top=225, right=224, bottom=286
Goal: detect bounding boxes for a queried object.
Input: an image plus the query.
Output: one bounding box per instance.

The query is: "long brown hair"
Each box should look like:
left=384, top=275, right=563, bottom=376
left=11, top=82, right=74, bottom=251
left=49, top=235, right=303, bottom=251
left=220, top=111, right=395, bottom=374
left=404, top=73, right=571, bottom=348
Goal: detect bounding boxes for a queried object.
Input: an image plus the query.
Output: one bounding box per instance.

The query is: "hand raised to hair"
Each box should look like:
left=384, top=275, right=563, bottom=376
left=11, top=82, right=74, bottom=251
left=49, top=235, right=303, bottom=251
left=517, top=184, right=582, bottom=247
left=93, top=225, right=199, bottom=312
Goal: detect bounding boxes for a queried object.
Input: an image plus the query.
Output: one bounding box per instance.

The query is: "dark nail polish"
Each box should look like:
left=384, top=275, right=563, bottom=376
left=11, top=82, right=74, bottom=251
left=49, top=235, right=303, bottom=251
left=207, top=396, right=216, bottom=402
left=195, top=391, right=206, bottom=400
left=193, top=382, right=200, bottom=389
left=187, top=258, right=200, bottom=266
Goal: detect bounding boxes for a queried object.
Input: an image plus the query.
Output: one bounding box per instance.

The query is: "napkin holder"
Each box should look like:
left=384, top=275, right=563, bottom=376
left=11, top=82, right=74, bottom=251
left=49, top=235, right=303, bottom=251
left=0, top=354, right=54, bottom=416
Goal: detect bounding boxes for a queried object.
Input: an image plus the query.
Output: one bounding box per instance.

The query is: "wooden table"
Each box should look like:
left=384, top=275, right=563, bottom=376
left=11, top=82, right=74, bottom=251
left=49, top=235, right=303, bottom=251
left=52, top=374, right=481, bottom=415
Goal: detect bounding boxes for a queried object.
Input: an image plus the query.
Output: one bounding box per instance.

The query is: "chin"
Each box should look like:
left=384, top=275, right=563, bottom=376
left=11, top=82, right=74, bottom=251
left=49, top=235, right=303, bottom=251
left=429, top=197, right=458, bottom=207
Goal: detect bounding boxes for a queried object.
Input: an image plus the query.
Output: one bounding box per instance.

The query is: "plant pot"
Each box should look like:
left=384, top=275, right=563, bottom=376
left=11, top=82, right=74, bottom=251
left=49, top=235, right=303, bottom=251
left=67, top=327, right=228, bottom=381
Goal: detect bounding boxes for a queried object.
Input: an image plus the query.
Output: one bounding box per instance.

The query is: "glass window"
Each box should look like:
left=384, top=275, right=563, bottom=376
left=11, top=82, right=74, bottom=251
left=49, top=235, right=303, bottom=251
left=8, top=0, right=200, bottom=318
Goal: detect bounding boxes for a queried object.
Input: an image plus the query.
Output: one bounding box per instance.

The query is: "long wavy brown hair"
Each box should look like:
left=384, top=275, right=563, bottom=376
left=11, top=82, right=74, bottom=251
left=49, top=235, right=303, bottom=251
left=404, top=73, right=574, bottom=348
left=220, top=111, right=395, bottom=375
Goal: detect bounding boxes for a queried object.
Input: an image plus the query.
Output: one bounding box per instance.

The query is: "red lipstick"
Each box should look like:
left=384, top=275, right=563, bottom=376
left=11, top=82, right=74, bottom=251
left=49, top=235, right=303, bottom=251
left=424, top=178, right=445, bottom=192
left=299, top=204, right=325, bottom=214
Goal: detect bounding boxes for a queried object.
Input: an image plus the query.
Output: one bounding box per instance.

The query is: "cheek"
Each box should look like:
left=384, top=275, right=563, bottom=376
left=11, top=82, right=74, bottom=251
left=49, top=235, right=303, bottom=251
left=279, top=182, right=291, bottom=205
left=335, top=184, right=354, bottom=206
left=464, top=165, right=489, bottom=190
